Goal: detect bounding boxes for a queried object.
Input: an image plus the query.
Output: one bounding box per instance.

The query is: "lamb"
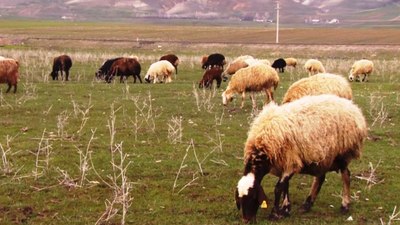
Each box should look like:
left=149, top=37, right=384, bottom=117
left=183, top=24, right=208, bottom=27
left=222, top=64, right=279, bottom=109
left=284, top=57, right=297, bottom=68
left=282, top=73, right=353, bottom=103
left=235, top=95, right=367, bottom=223
left=144, top=60, right=175, bottom=84
left=201, top=53, right=226, bottom=70
left=304, top=59, right=325, bottom=76
left=271, top=58, right=287, bottom=73
left=198, top=67, right=223, bottom=88
left=159, top=54, right=180, bottom=74
left=348, top=59, right=374, bottom=82
left=0, top=57, right=19, bottom=93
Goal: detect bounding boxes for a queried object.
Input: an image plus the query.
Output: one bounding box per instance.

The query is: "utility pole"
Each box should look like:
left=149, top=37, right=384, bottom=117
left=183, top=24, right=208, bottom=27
left=276, top=0, right=280, bottom=44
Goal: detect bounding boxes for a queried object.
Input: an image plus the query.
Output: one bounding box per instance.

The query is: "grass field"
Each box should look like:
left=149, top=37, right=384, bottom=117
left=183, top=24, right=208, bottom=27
left=0, top=20, right=400, bottom=224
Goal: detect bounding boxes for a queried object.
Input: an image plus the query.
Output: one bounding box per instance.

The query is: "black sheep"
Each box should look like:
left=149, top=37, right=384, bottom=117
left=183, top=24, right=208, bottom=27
left=271, top=58, right=287, bottom=73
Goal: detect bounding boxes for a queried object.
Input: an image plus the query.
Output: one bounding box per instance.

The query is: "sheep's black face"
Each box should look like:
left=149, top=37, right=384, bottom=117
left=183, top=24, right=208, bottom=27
left=236, top=172, right=268, bottom=224
left=236, top=187, right=260, bottom=224
left=145, top=77, right=151, bottom=83
left=50, top=71, right=58, bottom=80
left=95, top=71, right=105, bottom=80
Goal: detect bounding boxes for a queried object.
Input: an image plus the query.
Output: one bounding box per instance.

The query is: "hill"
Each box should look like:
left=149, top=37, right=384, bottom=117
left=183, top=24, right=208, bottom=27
left=0, top=0, right=399, bottom=25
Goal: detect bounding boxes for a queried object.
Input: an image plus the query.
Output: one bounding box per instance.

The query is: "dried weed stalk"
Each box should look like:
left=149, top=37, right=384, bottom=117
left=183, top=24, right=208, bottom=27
left=380, top=206, right=400, bottom=225
left=31, top=129, right=52, bottom=180
left=167, top=115, right=183, bottom=144
left=173, top=139, right=203, bottom=193
left=355, top=160, right=385, bottom=190
left=192, top=83, right=216, bottom=113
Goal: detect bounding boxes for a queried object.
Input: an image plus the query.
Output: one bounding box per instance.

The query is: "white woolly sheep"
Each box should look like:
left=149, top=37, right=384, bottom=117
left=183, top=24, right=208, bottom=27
left=304, top=59, right=325, bottom=76
left=235, top=94, right=367, bottom=223
left=0, top=57, right=19, bottom=93
left=282, top=73, right=353, bottom=103
left=144, top=60, right=175, bottom=84
left=222, top=64, right=279, bottom=109
left=349, top=59, right=374, bottom=82
left=284, top=57, right=297, bottom=68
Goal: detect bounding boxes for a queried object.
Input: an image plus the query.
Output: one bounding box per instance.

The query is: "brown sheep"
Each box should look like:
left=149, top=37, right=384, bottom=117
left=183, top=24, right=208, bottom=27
left=105, top=57, right=142, bottom=83
left=199, top=67, right=223, bottom=88
left=0, top=57, right=19, bottom=93
left=51, top=55, right=72, bottom=81
left=160, top=54, right=180, bottom=74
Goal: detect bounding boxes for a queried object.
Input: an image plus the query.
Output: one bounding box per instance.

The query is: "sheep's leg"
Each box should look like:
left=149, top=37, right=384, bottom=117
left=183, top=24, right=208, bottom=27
left=340, top=168, right=351, bottom=213
left=240, top=92, right=246, bottom=108
left=269, top=175, right=292, bottom=220
left=362, top=73, right=368, bottom=82
left=6, top=83, right=12, bottom=93
left=137, top=75, right=142, bottom=83
left=250, top=93, right=257, bottom=109
left=265, top=89, right=273, bottom=104
left=300, top=174, right=326, bottom=213
left=65, top=70, right=69, bottom=81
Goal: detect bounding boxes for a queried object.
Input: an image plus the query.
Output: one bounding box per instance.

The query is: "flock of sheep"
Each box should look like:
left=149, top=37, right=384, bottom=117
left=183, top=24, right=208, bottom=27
left=216, top=55, right=372, bottom=223
left=0, top=51, right=374, bottom=223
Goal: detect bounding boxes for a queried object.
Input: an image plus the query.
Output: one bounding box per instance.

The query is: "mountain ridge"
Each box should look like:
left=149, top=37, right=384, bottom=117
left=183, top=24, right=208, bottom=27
left=0, top=0, right=399, bottom=24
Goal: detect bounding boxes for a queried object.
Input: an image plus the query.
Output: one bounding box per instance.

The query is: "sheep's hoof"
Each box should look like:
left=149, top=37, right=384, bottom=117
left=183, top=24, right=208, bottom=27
left=340, top=205, right=350, bottom=214
left=268, top=212, right=283, bottom=221
left=299, top=203, right=312, bottom=213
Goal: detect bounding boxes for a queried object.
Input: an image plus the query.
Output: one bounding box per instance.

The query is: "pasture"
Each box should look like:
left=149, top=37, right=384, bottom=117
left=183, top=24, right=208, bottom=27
left=0, top=20, right=400, bottom=224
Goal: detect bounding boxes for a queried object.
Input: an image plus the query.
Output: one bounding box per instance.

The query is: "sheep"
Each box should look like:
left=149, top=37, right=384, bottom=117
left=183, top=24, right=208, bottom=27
left=144, top=60, right=175, bottom=84
left=284, top=57, right=297, bottom=68
left=348, top=59, right=374, bottom=82
left=222, top=64, right=279, bottom=109
left=50, top=55, right=72, bottom=81
left=223, top=55, right=254, bottom=76
left=282, top=73, right=353, bottom=104
left=271, top=58, right=287, bottom=73
left=199, top=67, right=223, bottom=89
left=235, top=94, right=367, bottom=223
left=0, top=57, right=19, bottom=93
left=201, top=53, right=226, bottom=70
left=304, top=59, right=325, bottom=76
left=159, top=54, right=180, bottom=74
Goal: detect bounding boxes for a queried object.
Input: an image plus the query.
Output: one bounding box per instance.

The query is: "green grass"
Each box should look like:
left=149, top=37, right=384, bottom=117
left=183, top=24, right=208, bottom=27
left=0, top=20, right=399, bottom=224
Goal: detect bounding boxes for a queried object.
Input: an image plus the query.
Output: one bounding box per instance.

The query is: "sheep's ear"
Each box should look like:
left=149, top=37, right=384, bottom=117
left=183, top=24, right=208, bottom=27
left=235, top=189, right=241, bottom=210
left=257, top=185, right=268, bottom=208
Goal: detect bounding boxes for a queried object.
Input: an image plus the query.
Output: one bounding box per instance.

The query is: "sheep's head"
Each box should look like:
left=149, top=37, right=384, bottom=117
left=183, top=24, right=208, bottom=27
left=50, top=71, right=58, bottom=80
left=144, top=74, right=152, bottom=83
left=236, top=151, right=269, bottom=223
left=222, top=91, right=234, bottom=106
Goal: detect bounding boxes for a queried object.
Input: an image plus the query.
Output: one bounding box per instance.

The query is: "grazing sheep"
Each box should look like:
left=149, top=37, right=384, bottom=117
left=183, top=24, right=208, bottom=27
left=244, top=58, right=271, bottom=67
left=104, top=57, right=142, bottom=83
left=0, top=57, right=19, bottom=93
left=222, top=64, right=279, bottom=109
left=50, top=55, right=72, bottom=81
left=282, top=73, right=353, bottom=103
left=235, top=95, right=367, bottom=223
left=223, top=55, right=254, bottom=76
left=349, top=59, right=374, bottom=82
left=304, top=59, right=325, bottom=76
left=201, top=53, right=226, bottom=70
left=271, top=58, right=287, bottom=73
left=95, top=57, right=122, bottom=80
left=284, top=57, right=297, bottom=68
left=144, top=60, right=175, bottom=84
left=199, top=67, right=223, bottom=88
left=160, top=54, right=180, bottom=74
